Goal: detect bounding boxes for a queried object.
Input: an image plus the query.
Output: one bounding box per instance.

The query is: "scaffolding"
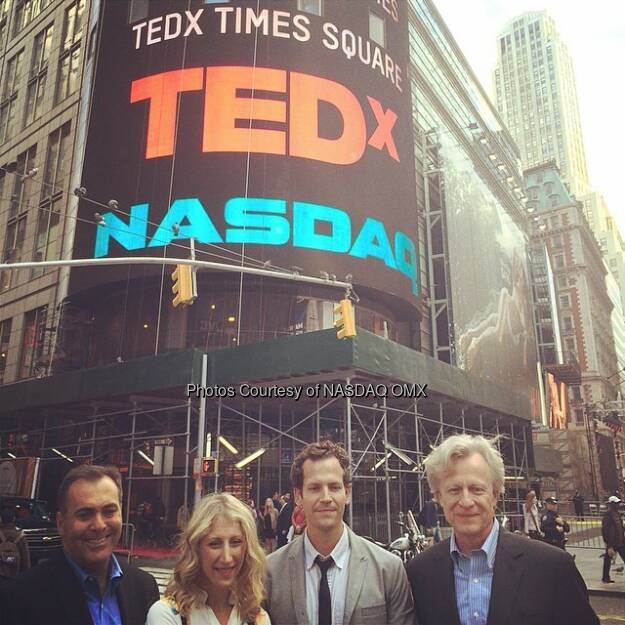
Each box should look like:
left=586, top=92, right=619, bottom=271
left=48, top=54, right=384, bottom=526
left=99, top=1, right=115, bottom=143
left=0, top=348, right=532, bottom=542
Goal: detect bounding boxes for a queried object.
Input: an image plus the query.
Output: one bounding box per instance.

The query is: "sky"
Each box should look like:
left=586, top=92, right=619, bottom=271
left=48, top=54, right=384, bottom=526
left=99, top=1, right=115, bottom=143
left=432, top=0, right=625, bottom=236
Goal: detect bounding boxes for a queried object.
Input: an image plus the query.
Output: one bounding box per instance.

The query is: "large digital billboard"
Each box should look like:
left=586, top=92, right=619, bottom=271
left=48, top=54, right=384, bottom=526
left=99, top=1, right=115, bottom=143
left=439, top=134, right=540, bottom=416
left=71, top=0, right=419, bottom=308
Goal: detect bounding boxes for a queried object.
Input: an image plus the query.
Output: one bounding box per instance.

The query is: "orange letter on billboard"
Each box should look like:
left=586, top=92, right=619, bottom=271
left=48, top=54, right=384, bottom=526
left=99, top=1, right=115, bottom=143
left=289, top=72, right=366, bottom=165
left=130, top=68, right=204, bottom=159
left=203, top=66, right=287, bottom=155
left=366, top=96, right=399, bottom=162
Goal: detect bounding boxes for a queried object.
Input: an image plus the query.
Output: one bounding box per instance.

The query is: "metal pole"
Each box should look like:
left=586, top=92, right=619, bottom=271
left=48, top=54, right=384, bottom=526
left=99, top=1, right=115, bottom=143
left=383, top=395, right=392, bottom=541
left=214, top=398, right=222, bottom=492
left=346, top=377, right=353, bottom=527
left=184, top=396, right=191, bottom=513
left=256, top=403, right=262, bottom=507
left=35, top=415, right=48, bottom=500
left=495, top=418, right=505, bottom=515
left=510, top=421, right=519, bottom=510
left=195, top=354, right=208, bottom=505
left=414, top=399, right=423, bottom=510
left=90, top=409, right=98, bottom=462
left=278, top=405, right=283, bottom=495
left=125, top=406, right=137, bottom=545
left=316, top=398, right=321, bottom=440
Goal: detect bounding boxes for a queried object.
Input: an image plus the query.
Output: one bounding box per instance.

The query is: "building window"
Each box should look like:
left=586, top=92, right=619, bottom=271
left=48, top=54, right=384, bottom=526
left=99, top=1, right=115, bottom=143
left=551, top=233, right=563, bottom=248
left=550, top=214, right=559, bottom=228
left=559, top=294, right=571, bottom=309
left=56, top=0, right=84, bottom=104
left=0, top=317, right=11, bottom=383
left=13, top=0, right=53, bottom=35
left=564, top=337, right=576, bottom=354
left=0, top=49, right=24, bottom=144
left=0, top=0, right=10, bottom=50
left=19, top=306, right=49, bottom=379
left=369, top=11, right=385, bottom=47
left=297, top=0, right=322, bottom=16
left=562, top=316, right=573, bottom=332
left=553, top=253, right=565, bottom=269
left=25, top=23, right=53, bottom=127
left=33, top=123, right=71, bottom=277
left=1, top=144, right=37, bottom=290
left=609, top=258, right=617, bottom=268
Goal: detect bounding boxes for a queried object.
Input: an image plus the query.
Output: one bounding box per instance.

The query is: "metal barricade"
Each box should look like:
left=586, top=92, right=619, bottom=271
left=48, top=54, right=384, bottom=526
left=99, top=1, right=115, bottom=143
left=120, top=522, right=136, bottom=562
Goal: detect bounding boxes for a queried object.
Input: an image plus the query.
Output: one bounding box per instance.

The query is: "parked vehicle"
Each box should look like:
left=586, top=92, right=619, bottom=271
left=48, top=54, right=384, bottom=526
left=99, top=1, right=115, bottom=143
left=364, top=511, right=427, bottom=562
left=0, top=496, right=62, bottom=565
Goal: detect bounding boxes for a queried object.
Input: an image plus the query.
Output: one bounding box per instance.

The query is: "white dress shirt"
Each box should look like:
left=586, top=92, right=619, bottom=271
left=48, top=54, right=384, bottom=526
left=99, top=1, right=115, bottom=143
left=303, top=524, right=351, bottom=625
left=146, top=596, right=272, bottom=625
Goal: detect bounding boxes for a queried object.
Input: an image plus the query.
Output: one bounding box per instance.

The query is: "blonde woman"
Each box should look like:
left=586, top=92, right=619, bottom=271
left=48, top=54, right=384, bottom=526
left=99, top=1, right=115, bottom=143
left=146, top=493, right=271, bottom=625
left=523, top=490, right=543, bottom=539
left=261, top=498, right=278, bottom=553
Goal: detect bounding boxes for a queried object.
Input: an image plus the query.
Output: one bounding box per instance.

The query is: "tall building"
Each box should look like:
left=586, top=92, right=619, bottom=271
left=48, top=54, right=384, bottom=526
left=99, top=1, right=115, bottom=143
left=1, top=0, right=540, bottom=527
left=582, top=191, right=625, bottom=314
left=525, top=160, right=623, bottom=498
left=494, top=11, right=590, bottom=199
left=0, top=0, right=86, bottom=384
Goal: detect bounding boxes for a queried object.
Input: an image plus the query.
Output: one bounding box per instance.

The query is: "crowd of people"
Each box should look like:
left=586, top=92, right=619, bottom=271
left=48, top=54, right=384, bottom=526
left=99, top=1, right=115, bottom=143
left=0, top=434, right=622, bottom=625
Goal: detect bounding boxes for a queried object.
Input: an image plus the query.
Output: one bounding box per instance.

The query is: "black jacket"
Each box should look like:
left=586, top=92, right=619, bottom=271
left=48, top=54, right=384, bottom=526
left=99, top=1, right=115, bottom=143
left=276, top=499, right=294, bottom=535
left=0, top=552, right=159, bottom=625
left=406, top=528, right=598, bottom=625
left=602, top=509, right=625, bottom=548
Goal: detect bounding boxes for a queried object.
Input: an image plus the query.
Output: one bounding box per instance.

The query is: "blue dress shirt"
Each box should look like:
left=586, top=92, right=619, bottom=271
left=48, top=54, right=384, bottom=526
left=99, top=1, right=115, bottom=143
left=65, top=553, right=124, bottom=625
left=450, top=519, right=499, bottom=625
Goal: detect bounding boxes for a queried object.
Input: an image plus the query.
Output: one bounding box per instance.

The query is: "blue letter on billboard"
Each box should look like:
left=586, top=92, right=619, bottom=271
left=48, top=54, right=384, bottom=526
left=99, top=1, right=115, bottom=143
left=225, top=197, right=290, bottom=244
left=94, top=203, right=149, bottom=258
left=292, top=202, right=351, bottom=252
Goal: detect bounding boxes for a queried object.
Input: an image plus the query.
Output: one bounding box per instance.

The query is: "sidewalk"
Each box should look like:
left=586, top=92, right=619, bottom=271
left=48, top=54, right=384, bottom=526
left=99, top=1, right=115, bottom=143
left=568, top=547, right=625, bottom=595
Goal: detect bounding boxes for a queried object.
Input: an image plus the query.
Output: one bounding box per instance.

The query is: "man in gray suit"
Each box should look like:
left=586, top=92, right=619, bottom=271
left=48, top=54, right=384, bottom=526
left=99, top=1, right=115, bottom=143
left=265, top=440, right=413, bottom=625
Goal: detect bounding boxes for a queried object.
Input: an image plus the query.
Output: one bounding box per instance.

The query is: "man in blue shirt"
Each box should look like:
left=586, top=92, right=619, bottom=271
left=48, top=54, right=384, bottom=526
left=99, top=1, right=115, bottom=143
left=406, top=434, right=598, bottom=625
left=0, top=465, right=159, bottom=625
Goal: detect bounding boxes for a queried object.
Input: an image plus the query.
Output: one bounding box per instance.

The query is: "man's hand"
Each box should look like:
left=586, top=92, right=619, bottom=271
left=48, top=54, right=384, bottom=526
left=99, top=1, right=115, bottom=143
left=555, top=516, right=564, bottom=524
left=557, top=526, right=564, bottom=533
left=607, top=547, right=616, bottom=558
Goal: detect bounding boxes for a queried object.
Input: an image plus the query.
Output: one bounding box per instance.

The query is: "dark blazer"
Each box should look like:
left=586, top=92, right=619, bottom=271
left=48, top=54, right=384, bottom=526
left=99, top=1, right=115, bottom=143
left=0, top=552, right=159, bottom=625
left=406, top=529, right=599, bottom=625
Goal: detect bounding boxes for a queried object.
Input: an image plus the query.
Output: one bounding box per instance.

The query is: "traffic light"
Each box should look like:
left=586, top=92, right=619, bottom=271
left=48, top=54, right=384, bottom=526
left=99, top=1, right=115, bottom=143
left=334, top=298, right=356, bottom=339
left=171, top=264, right=195, bottom=307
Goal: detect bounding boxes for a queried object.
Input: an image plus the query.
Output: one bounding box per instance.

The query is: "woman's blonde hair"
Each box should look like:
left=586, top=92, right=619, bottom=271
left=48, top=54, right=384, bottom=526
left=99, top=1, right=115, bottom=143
left=524, top=490, right=536, bottom=513
left=165, top=492, right=266, bottom=620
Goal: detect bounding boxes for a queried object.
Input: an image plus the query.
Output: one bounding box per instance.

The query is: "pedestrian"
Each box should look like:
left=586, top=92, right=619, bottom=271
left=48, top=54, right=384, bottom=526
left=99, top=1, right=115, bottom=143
left=523, top=489, right=543, bottom=539
left=271, top=491, right=281, bottom=512
left=265, top=440, right=413, bottom=625
left=601, top=495, right=625, bottom=584
left=287, top=504, right=306, bottom=542
left=0, top=506, right=30, bottom=582
left=262, top=498, right=278, bottom=553
left=275, top=492, right=294, bottom=549
left=540, top=496, right=570, bottom=550
left=406, top=433, right=598, bottom=625
left=417, top=496, right=440, bottom=544
left=146, top=492, right=271, bottom=625
left=572, top=491, right=585, bottom=521
left=0, top=464, right=159, bottom=625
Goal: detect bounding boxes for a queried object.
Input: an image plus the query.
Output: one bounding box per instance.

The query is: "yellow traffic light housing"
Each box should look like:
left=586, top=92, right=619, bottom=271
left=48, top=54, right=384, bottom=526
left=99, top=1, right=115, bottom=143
left=171, top=264, right=195, bottom=307
left=334, top=298, right=356, bottom=339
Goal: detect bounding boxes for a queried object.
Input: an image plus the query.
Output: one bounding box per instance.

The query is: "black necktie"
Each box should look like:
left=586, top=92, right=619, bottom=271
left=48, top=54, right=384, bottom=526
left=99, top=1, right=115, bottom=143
left=315, top=555, right=334, bottom=625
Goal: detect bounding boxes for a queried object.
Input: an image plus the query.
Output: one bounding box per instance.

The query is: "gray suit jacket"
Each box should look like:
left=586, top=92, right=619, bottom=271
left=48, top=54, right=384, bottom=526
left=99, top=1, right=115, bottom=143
left=265, top=526, right=413, bottom=625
